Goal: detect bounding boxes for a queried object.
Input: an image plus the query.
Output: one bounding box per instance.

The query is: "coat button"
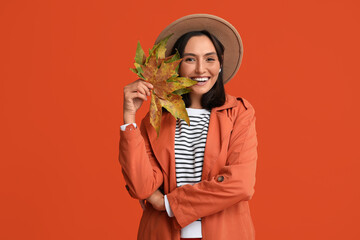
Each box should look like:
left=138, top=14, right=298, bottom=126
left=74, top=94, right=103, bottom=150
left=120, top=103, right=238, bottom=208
left=125, top=185, right=130, bottom=191
left=217, top=176, right=224, bottom=182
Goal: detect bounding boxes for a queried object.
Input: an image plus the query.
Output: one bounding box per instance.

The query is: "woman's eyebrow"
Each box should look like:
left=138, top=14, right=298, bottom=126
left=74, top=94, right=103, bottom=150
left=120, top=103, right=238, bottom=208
left=183, top=52, right=217, bottom=56
left=204, top=52, right=217, bottom=56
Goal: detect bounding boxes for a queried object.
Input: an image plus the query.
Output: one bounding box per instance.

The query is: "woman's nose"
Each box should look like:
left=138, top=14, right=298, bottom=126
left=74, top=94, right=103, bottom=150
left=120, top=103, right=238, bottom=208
left=195, top=61, right=205, bottom=73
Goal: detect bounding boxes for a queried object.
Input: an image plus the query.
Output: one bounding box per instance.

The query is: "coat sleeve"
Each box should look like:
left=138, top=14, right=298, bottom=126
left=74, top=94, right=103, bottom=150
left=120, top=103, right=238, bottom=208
left=166, top=100, right=258, bottom=228
left=118, top=117, right=163, bottom=200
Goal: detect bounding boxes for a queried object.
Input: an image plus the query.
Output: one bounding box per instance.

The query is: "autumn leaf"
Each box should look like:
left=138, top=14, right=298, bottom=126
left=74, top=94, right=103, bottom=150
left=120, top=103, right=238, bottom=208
left=130, top=34, right=197, bottom=136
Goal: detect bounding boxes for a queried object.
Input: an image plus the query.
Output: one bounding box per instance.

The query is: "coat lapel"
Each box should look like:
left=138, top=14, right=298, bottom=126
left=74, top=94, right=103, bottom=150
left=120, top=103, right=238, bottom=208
left=144, top=94, right=239, bottom=190
left=145, top=112, right=178, bottom=191
left=202, top=95, right=238, bottom=180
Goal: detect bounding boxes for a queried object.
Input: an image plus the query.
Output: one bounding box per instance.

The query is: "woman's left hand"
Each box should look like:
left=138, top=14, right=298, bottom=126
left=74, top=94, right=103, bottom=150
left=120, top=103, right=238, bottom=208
left=146, top=189, right=165, bottom=211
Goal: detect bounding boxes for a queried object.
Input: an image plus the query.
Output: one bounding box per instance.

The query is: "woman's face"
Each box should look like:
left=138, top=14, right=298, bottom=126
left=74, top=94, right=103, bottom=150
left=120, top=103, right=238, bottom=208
left=179, top=35, right=221, bottom=98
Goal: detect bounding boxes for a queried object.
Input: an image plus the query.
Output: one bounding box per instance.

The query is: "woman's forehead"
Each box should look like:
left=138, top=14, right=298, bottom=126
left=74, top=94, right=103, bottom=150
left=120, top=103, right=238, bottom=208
left=183, top=35, right=216, bottom=54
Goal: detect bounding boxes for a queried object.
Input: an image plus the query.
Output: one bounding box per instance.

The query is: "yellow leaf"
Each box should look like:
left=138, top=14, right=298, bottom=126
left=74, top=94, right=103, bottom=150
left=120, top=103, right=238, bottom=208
left=129, top=35, right=197, bottom=137
left=150, top=93, right=162, bottom=136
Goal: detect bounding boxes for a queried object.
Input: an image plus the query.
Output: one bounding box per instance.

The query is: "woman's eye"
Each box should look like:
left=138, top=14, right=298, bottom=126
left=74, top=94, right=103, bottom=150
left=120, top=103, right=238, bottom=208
left=184, top=58, right=195, bottom=62
left=207, top=57, right=216, bottom=61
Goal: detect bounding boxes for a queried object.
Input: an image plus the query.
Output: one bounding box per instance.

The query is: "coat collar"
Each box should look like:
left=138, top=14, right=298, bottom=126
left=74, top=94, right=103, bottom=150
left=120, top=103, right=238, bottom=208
left=144, top=94, right=239, bottom=190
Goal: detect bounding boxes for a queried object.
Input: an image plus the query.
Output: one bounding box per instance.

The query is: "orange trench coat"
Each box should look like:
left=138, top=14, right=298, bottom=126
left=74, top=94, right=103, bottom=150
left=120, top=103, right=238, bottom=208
left=118, top=94, right=258, bottom=240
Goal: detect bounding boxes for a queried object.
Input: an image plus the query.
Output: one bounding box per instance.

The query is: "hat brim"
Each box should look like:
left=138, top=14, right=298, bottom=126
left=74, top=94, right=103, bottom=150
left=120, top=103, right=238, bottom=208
left=155, top=14, right=243, bottom=84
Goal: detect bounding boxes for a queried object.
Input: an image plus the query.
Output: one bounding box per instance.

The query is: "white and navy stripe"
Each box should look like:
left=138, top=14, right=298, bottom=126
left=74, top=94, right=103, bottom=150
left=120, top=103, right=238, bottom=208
left=175, top=108, right=210, bottom=228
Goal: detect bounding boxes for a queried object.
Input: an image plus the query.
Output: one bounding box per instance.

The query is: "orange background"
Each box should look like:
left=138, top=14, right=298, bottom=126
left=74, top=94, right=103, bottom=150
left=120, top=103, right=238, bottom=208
left=1, top=0, right=359, bottom=239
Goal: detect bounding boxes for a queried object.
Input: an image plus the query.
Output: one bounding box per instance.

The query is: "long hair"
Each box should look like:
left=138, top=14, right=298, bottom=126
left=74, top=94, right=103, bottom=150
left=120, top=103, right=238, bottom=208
left=171, top=30, right=226, bottom=110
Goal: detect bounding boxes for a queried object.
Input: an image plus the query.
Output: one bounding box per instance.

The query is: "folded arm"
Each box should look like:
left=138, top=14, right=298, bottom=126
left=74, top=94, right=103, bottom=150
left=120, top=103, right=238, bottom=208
left=118, top=121, right=164, bottom=200
left=166, top=103, right=258, bottom=228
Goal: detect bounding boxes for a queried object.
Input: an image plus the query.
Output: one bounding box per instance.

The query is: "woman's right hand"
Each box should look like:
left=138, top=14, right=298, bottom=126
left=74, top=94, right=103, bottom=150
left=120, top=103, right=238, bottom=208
left=123, top=79, right=153, bottom=124
left=145, top=189, right=165, bottom=211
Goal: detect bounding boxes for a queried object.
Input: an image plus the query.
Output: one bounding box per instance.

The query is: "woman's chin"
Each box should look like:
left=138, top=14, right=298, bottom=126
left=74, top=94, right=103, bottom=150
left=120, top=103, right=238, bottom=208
left=190, top=88, right=209, bottom=97
left=190, top=79, right=216, bottom=95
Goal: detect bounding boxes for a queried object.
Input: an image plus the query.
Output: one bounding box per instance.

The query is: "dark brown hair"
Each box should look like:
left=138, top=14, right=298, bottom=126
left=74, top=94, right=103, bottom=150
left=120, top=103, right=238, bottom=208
left=171, top=30, right=226, bottom=110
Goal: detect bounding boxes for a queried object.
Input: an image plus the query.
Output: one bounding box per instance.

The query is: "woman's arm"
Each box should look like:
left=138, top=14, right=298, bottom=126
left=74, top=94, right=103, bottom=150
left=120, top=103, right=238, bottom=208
left=119, top=122, right=164, bottom=200
left=166, top=100, right=258, bottom=228
left=118, top=79, right=164, bottom=200
left=145, top=189, right=166, bottom=211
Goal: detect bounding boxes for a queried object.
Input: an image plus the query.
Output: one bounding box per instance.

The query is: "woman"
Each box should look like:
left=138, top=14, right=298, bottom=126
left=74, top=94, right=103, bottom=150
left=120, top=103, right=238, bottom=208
left=119, top=14, right=258, bottom=240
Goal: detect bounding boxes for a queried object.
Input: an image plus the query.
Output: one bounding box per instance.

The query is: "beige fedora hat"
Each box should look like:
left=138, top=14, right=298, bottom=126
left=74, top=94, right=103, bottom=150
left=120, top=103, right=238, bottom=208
left=155, top=14, right=243, bottom=84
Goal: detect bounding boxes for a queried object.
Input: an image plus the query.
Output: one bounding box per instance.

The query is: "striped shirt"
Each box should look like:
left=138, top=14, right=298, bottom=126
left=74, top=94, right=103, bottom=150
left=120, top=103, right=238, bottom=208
left=175, top=108, right=211, bottom=238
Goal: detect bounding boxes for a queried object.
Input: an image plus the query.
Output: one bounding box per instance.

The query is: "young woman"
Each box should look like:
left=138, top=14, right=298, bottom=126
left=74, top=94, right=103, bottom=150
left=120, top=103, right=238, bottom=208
left=119, top=14, right=258, bottom=240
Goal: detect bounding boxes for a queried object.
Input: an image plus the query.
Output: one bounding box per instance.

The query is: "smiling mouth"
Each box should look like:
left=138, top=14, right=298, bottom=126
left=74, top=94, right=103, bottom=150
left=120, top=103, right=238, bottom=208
left=191, top=77, right=210, bottom=82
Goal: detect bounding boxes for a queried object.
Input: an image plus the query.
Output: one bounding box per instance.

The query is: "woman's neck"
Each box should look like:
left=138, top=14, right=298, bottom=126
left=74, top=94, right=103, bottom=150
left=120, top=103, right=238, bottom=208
left=189, top=93, right=203, bottom=109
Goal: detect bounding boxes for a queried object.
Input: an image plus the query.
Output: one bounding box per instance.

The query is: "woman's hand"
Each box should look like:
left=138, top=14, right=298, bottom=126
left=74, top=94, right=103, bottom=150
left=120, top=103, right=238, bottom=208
left=123, top=79, right=153, bottom=124
left=145, top=189, right=165, bottom=211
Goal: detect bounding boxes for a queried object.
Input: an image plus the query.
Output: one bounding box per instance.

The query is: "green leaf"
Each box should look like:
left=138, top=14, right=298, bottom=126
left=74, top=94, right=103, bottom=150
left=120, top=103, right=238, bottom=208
left=138, top=72, right=145, bottom=80
left=134, top=41, right=145, bottom=65
left=165, top=49, right=180, bottom=63
left=172, top=88, right=191, bottom=95
left=145, top=33, right=173, bottom=65
left=156, top=34, right=173, bottom=59
left=129, top=67, right=138, bottom=74
left=134, top=63, right=143, bottom=73
left=146, top=42, right=160, bottom=65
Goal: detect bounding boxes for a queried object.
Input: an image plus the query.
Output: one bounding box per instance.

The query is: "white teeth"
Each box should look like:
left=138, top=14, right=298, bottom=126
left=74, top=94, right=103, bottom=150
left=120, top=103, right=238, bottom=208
left=192, top=77, right=209, bottom=82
